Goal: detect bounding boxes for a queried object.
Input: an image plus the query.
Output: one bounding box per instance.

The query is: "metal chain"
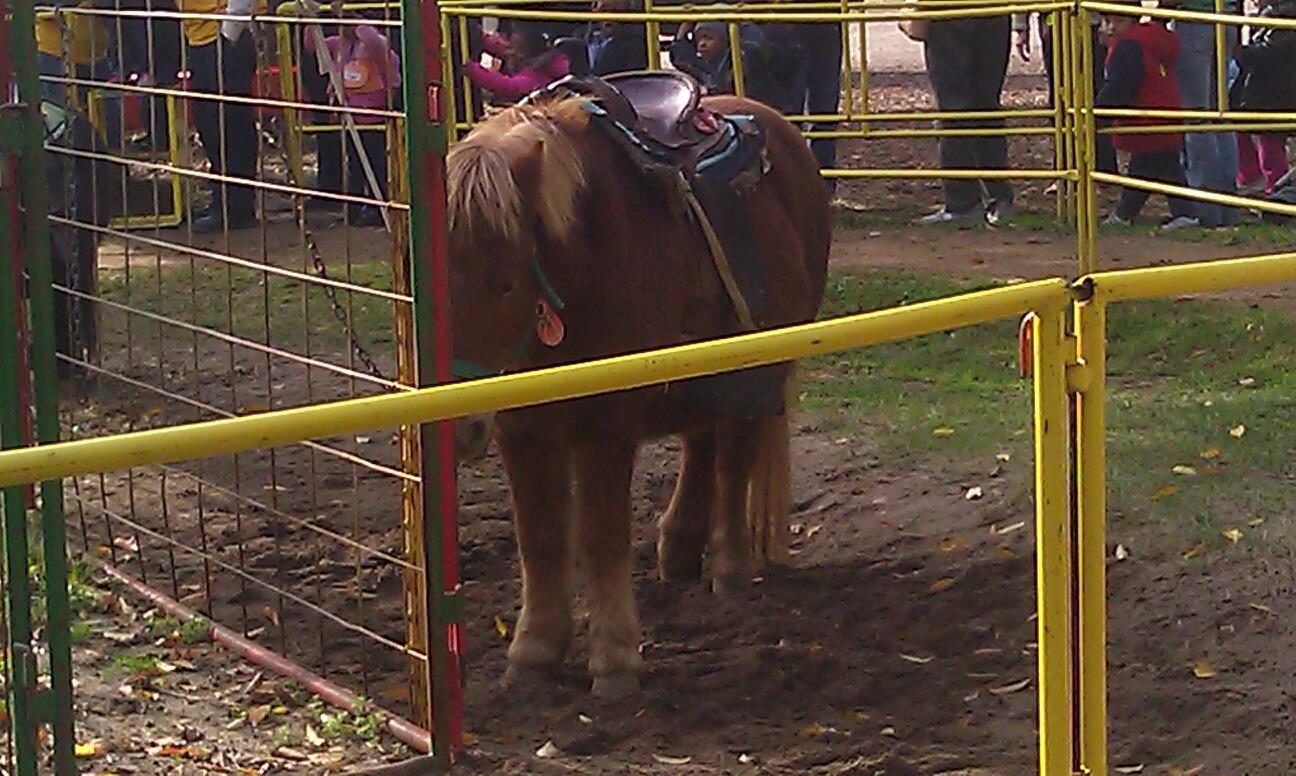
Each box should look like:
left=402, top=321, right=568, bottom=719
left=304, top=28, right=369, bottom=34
left=261, top=64, right=390, bottom=384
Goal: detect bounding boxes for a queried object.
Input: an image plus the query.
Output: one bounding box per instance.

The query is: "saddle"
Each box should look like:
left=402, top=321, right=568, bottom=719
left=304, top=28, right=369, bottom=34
left=523, top=71, right=783, bottom=418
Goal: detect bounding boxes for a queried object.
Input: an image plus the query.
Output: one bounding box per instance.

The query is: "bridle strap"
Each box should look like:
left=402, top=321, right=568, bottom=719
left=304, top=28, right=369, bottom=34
left=450, top=252, right=564, bottom=380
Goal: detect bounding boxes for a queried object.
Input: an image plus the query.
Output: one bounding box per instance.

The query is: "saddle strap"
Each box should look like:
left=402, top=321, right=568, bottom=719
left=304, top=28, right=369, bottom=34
left=678, top=174, right=757, bottom=331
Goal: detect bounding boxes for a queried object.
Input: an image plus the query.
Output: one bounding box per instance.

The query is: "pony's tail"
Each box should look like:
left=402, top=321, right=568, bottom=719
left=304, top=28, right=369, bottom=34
left=747, top=366, right=796, bottom=568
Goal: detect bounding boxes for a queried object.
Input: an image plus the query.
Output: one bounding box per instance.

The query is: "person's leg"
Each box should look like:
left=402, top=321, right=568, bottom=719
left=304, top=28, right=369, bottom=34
left=969, top=14, right=1013, bottom=212
left=218, top=31, right=258, bottom=219
left=1174, top=21, right=1235, bottom=226
left=800, top=23, right=842, bottom=196
left=922, top=18, right=983, bottom=217
left=1114, top=152, right=1153, bottom=221
left=1236, top=132, right=1262, bottom=188
left=300, top=43, right=342, bottom=198
left=1091, top=24, right=1117, bottom=173
left=347, top=127, right=388, bottom=226
left=188, top=33, right=257, bottom=227
left=1258, top=134, right=1290, bottom=192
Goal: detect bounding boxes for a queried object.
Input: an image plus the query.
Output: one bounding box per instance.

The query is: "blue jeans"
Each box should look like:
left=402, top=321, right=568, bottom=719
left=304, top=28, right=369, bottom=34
left=1172, top=21, right=1240, bottom=227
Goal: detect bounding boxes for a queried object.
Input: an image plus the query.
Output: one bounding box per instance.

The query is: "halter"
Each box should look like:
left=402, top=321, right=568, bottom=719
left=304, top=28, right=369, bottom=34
left=450, top=254, right=566, bottom=380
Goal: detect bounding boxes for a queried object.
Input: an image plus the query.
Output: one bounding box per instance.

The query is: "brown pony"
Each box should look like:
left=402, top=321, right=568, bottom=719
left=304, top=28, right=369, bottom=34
left=447, top=92, right=831, bottom=697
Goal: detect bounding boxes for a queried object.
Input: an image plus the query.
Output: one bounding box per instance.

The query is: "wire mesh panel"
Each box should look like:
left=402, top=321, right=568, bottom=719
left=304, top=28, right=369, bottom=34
left=36, top=0, right=438, bottom=733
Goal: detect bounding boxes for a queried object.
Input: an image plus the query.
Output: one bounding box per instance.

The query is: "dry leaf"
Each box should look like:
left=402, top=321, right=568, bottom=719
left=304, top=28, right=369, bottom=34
left=1172, top=465, right=1197, bottom=476
left=899, top=653, right=933, bottom=664
left=996, top=452, right=1012, bottom=462
left=1238, top=377, right=1256, bottom=386
left=75, top=741, right=102, bottom=758
left=535, top=741, right=563, bottom=759
left=938, top=537, right=967, bottom=552
left=1192, top=661, right=1217, bottom=679
left=738, top=753, right=756, bottom=764
left=1182, top=543, right=1205, bottom=560
left=932, top=427, right=955, bottom=437
left=965, top=486, right=983, bottom=501
left=797, top=723, right=827, bottom=738
left=1199, top=448, right=1220, bottom=460
left=578, top=713, right=593, bottom=724
left=1114, top=766, right=1145, bottom=774
left=305, top=724, right=326, bottom=748
left=1114, top=544, right=1129, bottom=561
left=1151, top=484, right=1179, bottom=502
left=929, top=578, right=955, bottom=594
left=1249, top=603, right=1272, bottom=614
left=246, top=705, right=271, bottom=726
left=997, top=521, right=1026, bottom=535
left=1248, top=517, right=1265, bottom=527
left=988, top=678, right=1031, bottom=695
left=493, top=617, right=509, bottom=639
left=1230, top=424, right=1246, bottom=438
left=651, top=754, right=692, bottom=765
left=1221, top=528, right=1243, bottom=543
left=879, top=726, right=897, bottom=737
left=274, top=747, right=308, bottom=761
left=148, top=745, right=202, bottom=759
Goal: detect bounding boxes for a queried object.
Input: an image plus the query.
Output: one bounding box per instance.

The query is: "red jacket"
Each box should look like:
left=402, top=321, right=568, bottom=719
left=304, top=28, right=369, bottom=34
left=1100, top=22, right=1183, bottom=154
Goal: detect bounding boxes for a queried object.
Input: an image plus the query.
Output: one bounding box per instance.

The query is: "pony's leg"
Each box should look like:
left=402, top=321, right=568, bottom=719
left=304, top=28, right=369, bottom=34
left=573, top=439, right=643, bottom=698
left=657, top=430, right=716, bottom=583
left=498, top=431, right=574, bottom=684
left=711, top=419, right=763, bottom=597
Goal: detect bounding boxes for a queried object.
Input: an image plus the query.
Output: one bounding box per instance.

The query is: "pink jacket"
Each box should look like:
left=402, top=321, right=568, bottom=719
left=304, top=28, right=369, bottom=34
left=464, top=31, right=570, bottom=102
left=304, top=25, right=400, bottom=123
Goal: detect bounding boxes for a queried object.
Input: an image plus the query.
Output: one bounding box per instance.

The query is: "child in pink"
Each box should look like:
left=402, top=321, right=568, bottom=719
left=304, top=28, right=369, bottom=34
left=465, top=25, right=570, bottom=104
left=306, top=24, right=400, bottom=226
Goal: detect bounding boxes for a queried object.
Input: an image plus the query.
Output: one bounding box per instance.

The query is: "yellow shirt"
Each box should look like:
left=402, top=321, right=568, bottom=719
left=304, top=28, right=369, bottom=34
left=177, top=0, right=224, bottom=48
left=36, top=5, right=110, bottom=66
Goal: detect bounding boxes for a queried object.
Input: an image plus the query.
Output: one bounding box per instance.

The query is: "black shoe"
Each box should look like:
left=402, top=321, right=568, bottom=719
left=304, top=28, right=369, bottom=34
left=192, top=208, right=257, bottom=233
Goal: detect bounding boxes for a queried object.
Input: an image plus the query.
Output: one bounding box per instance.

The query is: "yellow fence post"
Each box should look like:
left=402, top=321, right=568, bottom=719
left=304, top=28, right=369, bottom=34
left=1032, top=301, right=1074, bottom=776
left=1074, top=293, right=1107, bottom=776
left=1077, top=3, right=1098, bottom=274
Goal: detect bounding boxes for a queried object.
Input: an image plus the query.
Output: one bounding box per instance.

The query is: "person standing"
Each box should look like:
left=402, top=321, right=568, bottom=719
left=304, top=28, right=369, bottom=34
left=181, top=0, right=259, bottom=232
left=795, top=22, right=842, bottom=197
left=918, top=12, right=1014, bottom=225
left=1231, top=0, right=1296, bottom=194
left=1165, top=0, right=1242, bottom=227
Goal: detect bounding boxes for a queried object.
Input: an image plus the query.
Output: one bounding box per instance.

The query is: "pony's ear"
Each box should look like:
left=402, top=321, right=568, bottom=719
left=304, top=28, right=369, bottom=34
left=507, top=138, right=547, bottom=206
left=507, top=126, right=583, bottom=241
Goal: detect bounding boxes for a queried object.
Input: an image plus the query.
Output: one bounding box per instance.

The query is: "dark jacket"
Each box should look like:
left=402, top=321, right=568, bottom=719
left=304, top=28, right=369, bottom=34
left=1097, top=21, right=1184, bottom=154
left=669, top=23, right=801, bottom=113
left=584, top=23, right=650, bottom=76
left=1232, top=0, right=1296, bottom=113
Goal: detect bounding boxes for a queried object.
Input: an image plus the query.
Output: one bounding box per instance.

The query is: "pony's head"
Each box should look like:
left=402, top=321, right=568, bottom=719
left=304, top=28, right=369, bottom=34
left=446, top=96, right=589, bottom=458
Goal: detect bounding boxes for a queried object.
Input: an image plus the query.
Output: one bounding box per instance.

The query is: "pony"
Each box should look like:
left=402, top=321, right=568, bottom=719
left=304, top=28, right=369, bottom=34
left=446, top=91, right=831, bottom=697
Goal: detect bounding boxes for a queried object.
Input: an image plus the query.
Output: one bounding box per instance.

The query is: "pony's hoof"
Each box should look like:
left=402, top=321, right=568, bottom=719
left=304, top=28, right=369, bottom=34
left=658, top=555, right=703, bottom=585
left=711, top=573, right=751, bottom=598
left=502, top=663, right=558, bottom=691
left=590, top=671, right=639, bottom=700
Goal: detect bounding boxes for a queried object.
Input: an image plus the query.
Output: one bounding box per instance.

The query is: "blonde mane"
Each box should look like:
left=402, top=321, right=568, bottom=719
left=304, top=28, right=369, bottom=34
left=446, top=96, right=589, bottom=243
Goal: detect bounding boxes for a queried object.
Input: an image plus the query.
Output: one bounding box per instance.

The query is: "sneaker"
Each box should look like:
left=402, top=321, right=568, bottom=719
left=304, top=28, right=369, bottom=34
left=1159, top=215, right=1200, bottom=232
left=1102, top=213, right=1132, bottom=228
left=915, top=206, right=986, bottom=227
left=1237, top=178, right=1267, bottom=197
left=986, top=199, right=1014, bottom=226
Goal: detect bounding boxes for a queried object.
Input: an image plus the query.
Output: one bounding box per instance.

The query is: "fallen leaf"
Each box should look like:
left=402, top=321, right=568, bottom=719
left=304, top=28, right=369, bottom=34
left=494, top=617, right=509, bottom=639
left=75, top=741, right=102, bottom=758
left=1249, top=603, right=1272, bottom=614
left=997, top=521, right=1026, bottom=535
left=651, top=754, right=692, bottom=765
left=355, top=435, right=372, bottom=444
left=113, top=536, right=140, bottom=554
left=535, top=741, right=563, bottom=759
left=246, top=705, right=271, bottom=726
left=1199, top=448, right=1220, bottom=460
left=965, top=486, right=983, bottom=501
left=932, top=427, right=955, bottom=437
left=305, top=724, right=326, bottom=748
left=1172, top=465, right=1197, bottom=476
left=1221, top=528, right=1243, bottom=543
left=1192, top=661, right=1217, bottom=679
left=797, top=723, right=827, bottom=738
left=988, top=678, right=1031, bottom=695
left=1114, top=766, right=1145, bottom=774
left=938, top=537, right=967, bottom=552
left=996, top=452, right=1012, bottom=462
left=272, top=705, right=289, bottom=715
left=738, top=753, right=757, bottom=764
left=1230, top=424, right=1246, bottom=438
left=929, top=578, right=955, bottom=594
left=273, top=747, right=308, bottom=761
left=1182, top=543, right=1205, bottom=559
left=1151, top=484, right=1178, bottom=502
left=1238, top=377, right=1256, bottom=386
left=148, top=745, right=203, bottom=759
left=1114, top=544, right=1129, bottom=561
left=879, top=726, right=897, bottom=737
left=1248, top=517, right=1265, bottom=527
left=899, top=653, right=934, bottom=664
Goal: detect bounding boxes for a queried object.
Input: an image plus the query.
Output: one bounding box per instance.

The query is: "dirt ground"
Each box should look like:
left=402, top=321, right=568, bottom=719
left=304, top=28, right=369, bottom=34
left=61, top=70, right=1296, bottom=775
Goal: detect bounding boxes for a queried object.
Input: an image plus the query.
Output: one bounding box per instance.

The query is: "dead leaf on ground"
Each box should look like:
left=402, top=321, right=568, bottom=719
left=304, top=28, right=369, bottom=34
left=938, top=537, right=967, bottom=552
left=1221, top=528, right=1243, bottom=543
left=996, top=452, right=1011, bottom=462
left=929, top=577, right=955, bottom=594
left=1199, top=448, right=1220, bottom=460
left=246, top=705, right=271, bottom=726
left=1151, top=484, right=1179, bottom=502
left=74, top=741, right=103, bottom=758
left=1182, top=543, right=1205, bottom=560
left=1249, top=603, right=1272, bottom=614
left=996, top=521, right=1026, bottom=535
left=535, top=741, right=563, bottom=759
left=1172, top=465, right=1197, bottom=476
left=1114, top=544, right=1129, bottom=561
left=899, top=653, right=934, bottom=664
left=879, top=726, right=897, bottom=737
left=493, top=617, right=509, bottom=639
left=988, top=678, right=1031, bottom=695
left=965, top=486, right=983, bottom=500
left=1114, top=766, right=1145, bottom=774
left=147, top=744, right=204, bottom=759
left=1192, top=661, right=1218, bottom=679
left=651, top=754, right=692, bottom=765
left=932, top=427, right=955, bottom=437
left=1230, top=424, right=1246, bottom=438
left=305, top=724, right=326, bottom=748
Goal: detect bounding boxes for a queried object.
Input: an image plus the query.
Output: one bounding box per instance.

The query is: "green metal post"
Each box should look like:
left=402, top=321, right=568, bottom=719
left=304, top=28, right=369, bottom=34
left=400, top=0, right=463, bottom=766
left=11, top=0, right=79, bottom=766
left=0, top=113, right=40, bottom=776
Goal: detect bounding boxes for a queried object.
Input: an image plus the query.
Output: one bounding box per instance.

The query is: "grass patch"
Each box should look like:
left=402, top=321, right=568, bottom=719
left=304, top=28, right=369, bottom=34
left=97, top=260, right=398, bottom=355
left=806, top=269, right=1296, bottom=547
